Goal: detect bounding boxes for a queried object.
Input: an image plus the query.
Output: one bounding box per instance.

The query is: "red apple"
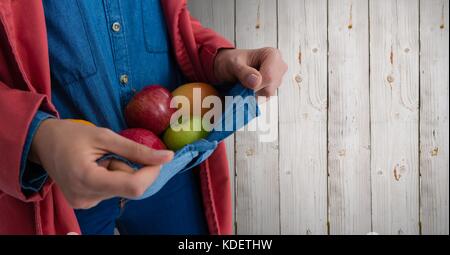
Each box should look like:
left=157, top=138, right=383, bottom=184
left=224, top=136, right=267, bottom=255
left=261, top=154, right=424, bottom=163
left=119, top=128, right=166, bottom=150
left=125, top=85, right=175, bottom=135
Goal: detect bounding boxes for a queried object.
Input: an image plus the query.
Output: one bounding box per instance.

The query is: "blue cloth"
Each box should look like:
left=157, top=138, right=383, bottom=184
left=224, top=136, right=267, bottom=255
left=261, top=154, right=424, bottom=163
left=76, top=170, right=208, bottom=235
left=21, top=0, right=183, bottom=191
left=117, top=169, right=208, bottom=235
left=20, top=111, right=54, bottom=194
left=20, top=0, right=206, bottom=234
left=45, top=0, right=183, bottom=126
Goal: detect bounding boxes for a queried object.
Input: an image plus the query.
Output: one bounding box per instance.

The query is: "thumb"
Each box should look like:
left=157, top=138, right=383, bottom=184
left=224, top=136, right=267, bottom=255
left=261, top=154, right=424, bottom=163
left=234, top=63, right=263, bottom=90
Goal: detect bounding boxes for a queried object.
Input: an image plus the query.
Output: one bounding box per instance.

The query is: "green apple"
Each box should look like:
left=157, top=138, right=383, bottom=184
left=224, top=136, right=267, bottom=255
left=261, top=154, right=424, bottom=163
left=163, top=116, right=209, bottom=151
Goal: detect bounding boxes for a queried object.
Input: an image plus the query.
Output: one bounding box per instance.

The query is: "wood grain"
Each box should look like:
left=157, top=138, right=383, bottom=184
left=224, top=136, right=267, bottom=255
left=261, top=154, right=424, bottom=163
left=278, top=0, right=328, bottom=235
left=328, top=0, right=372, bottom=234
left=370, top=0, right=420, bottom=235
left=187, top=0, right=449, bottom=235
left=235, top=0, right=280, bottom=234
left=419, top=0, right=449, bottom=235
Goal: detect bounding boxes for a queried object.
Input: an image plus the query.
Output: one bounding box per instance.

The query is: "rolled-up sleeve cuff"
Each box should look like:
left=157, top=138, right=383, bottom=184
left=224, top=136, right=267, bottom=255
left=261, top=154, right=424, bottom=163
left=20, top=110, right=55, bottom=194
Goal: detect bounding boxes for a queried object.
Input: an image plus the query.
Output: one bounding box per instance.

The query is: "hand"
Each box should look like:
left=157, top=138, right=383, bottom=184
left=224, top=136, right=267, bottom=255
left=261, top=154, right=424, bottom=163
left=214, top=48, right=288, bottom=97
left=29, top=119, right=174, bottom=209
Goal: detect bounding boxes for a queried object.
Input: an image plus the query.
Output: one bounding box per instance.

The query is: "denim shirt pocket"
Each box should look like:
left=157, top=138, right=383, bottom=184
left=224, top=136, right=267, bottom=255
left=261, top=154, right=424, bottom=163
left=141, top=0, right=170, bottom=53
left=44, top=0, right=97, bottom=86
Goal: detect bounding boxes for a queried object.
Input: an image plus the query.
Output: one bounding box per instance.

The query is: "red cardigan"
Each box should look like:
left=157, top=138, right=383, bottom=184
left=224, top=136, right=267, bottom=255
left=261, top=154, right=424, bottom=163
left=0, top=0, right=233, bottom=235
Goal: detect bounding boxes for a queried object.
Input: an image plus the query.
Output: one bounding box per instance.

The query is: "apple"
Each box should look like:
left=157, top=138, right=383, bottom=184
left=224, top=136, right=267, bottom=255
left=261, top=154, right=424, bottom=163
left=162, top=116, right=209, bottom=151
left=125, top=85, right=175, bottom=135
left=171, top=82, right=220, bottom=117
left=119, top=128, right=166, bottom=150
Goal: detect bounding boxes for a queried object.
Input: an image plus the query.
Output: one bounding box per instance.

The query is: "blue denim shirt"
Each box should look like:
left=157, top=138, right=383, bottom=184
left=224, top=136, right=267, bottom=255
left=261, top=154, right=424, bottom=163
left=21, top=0, right=183, bottom=193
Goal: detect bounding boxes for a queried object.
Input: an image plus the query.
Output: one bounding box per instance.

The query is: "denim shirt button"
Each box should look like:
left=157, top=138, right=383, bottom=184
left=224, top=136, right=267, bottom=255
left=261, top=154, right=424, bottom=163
left=120, top=74, right=129, bottom=85
left=112, top=22, right=121, bottom=32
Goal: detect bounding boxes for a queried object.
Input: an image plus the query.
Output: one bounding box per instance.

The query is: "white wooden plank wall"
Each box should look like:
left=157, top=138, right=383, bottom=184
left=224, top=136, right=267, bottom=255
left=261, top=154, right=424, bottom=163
left=370, top=0, right=420, bottom=235
left=278, top=0, right=328, bottom=235
left=419, top=0, right=449, bottom=235
left=328, top=0, right=372, bottom=235
left=234, top=0, right=280, bottom=235
left=188, top=0, right=449, bottom=235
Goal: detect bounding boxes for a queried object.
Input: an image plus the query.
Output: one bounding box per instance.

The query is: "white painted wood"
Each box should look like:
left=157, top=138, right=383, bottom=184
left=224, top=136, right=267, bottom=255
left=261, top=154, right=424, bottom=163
left=187, top=0, right=449, bottom=235
left=278, top=0, right=328, bottom=235
left=234, top=0, right=280, bottom=234
left=187, top=0, right=237, bottom=233
left=328, top=0, right=372, bottom=234
left=188, top=0, right=235, bottom=41
left=370, top=0, right=420, bottom=235
left=420, top=0, right=449, bottom=235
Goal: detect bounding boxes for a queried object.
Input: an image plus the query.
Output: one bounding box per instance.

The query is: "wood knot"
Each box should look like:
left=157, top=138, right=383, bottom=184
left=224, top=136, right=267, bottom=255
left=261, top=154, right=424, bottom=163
left=431, top=147, right=439, bottom=156
left=394, top=166, right=401, bottom=181
left=387, top=75, right=395, bottom=83
left=245, top=148, right=255, bottom=157
left=393, top=164, right=406, bottom=181
left=294, top=74, right=303, bottom=84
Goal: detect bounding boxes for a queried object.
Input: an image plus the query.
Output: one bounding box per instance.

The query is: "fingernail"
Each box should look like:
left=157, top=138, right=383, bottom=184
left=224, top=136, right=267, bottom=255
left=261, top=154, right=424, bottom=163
left=154, top=150, right=174, bottom=157
left=246, top=74, right=259, bottom=87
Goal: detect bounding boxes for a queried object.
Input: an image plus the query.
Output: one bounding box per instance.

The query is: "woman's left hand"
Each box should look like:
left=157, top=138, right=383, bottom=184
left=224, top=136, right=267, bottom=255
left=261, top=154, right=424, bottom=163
left=214, top=48, right=288, bottom=97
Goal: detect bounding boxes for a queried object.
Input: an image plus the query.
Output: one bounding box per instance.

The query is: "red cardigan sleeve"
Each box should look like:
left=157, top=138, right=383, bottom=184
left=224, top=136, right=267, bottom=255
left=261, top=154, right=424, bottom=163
left=188, top=15, right=235, bottom=83
left=0, top=1, right=56, bottom=201
left=0, top=84, right=55, bottom=202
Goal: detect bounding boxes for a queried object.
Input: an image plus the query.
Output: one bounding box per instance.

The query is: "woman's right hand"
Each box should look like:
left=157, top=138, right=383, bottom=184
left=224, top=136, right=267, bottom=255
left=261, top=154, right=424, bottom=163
left=29, top=119, right=174, bottom=209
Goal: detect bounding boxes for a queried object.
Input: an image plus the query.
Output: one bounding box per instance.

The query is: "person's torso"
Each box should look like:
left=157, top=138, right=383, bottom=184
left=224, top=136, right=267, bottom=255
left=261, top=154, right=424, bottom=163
left=43, top=0, right=183, bottom=131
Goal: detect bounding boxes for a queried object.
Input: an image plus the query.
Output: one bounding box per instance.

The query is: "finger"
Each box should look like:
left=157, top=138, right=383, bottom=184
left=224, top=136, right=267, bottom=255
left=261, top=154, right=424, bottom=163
left=98, top=129, right=174, bottom=165
left=259, top=65, right=283, bottom=91
left=73, top=200, right=100, bottom=210
left=86, top=164, right=161, bottom=199
left=97, top=158, right=134, bottom=174
left=233, top=63, right=263, bottom=90
left=108, top=159, right=135, bottom=174
left=256, top=86, right=278, bottom=98
left=97, top=158, right=111, bottom=169
left=257, top=49, right=287, bottom=92
left=126, top=165, right=162, bottom=196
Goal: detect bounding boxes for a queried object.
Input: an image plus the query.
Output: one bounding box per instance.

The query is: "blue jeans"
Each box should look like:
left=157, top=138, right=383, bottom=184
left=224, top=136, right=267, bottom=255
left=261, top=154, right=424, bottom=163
left=74, top=170, right=208, bottom=235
